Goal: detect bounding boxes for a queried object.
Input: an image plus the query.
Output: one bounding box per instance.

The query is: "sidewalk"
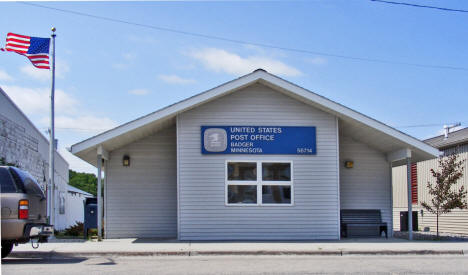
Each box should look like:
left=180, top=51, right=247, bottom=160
left=9, top=238, right=468, bottom=258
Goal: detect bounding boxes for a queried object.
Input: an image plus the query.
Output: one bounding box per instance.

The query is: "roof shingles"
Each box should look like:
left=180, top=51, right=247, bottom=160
left=424, top=127, right=468, bottom=149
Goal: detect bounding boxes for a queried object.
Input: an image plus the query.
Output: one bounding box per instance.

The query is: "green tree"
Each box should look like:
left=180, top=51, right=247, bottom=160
left=69, top=169, right=98, bottom=196
left=421, top=153, right=467, bottom=237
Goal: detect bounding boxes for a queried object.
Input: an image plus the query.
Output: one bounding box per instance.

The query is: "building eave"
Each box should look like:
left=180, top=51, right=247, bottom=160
left=71, top=69, right=440, bottom=167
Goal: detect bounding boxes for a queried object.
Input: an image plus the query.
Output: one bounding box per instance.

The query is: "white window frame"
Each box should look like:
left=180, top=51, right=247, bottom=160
left=225, top=160, right=294, bottom=206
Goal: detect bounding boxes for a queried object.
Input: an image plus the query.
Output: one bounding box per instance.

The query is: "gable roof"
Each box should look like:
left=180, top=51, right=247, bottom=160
left=71, top=69, right=440, bottom=166
left=424, top=127, right=468, bottom=149
left=67, top=185, right=94, bottom=197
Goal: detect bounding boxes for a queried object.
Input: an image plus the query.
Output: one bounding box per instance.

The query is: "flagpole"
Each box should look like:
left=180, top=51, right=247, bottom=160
left=48, top=27, right=56, bottom=227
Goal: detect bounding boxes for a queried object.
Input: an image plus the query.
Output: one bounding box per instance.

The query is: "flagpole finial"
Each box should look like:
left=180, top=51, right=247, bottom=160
left=51, top=27, right=56, bottom=33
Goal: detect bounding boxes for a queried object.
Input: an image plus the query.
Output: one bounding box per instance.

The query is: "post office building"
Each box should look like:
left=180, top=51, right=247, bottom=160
left=71, top=69, right=439, bottom=240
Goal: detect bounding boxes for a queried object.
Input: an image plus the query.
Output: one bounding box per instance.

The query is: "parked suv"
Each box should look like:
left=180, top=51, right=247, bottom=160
left=1, top=166, right=53, bottom=258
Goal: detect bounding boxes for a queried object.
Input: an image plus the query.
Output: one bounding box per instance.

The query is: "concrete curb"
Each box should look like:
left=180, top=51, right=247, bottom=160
left=8, top=250, right=465, bottom=258
left=341, top=250, right=465, bottom=255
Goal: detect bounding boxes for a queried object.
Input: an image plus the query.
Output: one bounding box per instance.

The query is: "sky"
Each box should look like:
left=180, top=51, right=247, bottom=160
left=0, top=0, right=467, bottom=174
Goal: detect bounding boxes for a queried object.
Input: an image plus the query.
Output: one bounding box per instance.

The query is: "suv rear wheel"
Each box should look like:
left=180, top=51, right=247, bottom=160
left=1, top=241, right=14, bottom=258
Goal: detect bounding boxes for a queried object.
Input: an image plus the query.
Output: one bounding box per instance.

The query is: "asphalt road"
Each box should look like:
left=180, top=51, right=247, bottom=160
left=2, top=255, right=468, bottom=274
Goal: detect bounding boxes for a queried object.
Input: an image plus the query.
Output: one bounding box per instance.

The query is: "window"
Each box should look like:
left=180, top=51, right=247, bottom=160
left=227, top=162, right=256, bottom=181
left=0, top=168, right=18, bottom=193
left=262, top=162, right=291, bottom=181
left=59, top=191, right=66, bottom=214
left=226, top=161, right=293, bottom=206
left=228, top=185, right=257, bottom=204
left=262, top=185, right=291, bottom=204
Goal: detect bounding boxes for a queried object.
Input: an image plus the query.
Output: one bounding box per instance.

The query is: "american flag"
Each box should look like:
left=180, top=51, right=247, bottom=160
left=1, top=33, right=50, bottom=69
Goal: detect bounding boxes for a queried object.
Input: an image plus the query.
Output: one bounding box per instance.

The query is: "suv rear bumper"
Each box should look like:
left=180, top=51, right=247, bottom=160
left=24, top=224, right=54, bottom=241
left=1, top=220, right=53, bottom=243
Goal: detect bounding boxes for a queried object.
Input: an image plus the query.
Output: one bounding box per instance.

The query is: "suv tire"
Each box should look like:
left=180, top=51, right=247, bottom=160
left=1, top=241, right=14, bottom=258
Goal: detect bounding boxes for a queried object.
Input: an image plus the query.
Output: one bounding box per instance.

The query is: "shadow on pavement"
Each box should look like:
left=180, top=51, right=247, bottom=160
left=132, top=238, right=184, bottom=243
left=96, top=258, right=117, bottom=265
left=2, top=255, right=88, bottom=265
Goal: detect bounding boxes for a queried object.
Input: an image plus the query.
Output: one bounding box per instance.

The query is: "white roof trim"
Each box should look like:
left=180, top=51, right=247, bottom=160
left=71, top=72, right=260, bottom=154
left=258, top=73, right=439, bottom=157
left=71, top=70, right=439, bottom=158
left=67, top=185, right=93, bottom=196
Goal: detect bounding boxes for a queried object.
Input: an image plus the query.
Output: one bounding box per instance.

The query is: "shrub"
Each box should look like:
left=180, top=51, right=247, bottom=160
left=63, top=222, right=84, bottom=236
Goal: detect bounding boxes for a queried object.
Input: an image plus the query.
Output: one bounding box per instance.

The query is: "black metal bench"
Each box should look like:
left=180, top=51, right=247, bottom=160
left=341, top=209, right=388, bottom=238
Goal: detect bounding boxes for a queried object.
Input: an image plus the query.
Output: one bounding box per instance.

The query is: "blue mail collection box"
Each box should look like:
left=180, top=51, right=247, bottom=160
left=84, top=197, right=97, bottom=238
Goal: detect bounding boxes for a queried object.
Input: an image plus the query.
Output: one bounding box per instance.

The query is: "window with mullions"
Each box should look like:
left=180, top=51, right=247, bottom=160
left=226, top=161, right=293, bottom=205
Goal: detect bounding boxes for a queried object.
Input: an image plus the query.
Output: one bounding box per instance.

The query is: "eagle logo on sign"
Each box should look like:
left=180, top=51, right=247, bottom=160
left=204, top=128, right=227, bottom=152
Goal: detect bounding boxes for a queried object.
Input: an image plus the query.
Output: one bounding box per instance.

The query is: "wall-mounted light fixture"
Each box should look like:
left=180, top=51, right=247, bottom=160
left=344, top=160, right=354, bottom=169
left=123, top=155, right=130, bottom=167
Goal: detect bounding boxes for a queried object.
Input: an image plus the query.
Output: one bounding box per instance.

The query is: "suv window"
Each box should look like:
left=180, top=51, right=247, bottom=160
left=9, top=168, right=45, bottom=197
left=8, top=167, right=26, bottom=192
left=0, top=167, right=18, bottom=193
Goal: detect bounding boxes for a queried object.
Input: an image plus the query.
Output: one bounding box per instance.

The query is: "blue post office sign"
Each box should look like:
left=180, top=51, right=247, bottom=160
left=201, top=126, right=316, bottom=155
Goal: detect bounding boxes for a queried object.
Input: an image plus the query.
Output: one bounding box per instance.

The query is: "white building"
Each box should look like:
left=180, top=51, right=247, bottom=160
left=64, top=185, right=93, bottom=228
left=1, top=87, right=86, bottom=231
left=71, top=70, right=439, bottom=240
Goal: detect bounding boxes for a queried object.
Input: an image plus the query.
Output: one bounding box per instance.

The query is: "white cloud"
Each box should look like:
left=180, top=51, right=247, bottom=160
left=53, top=115, right=118, bottom=134
left=157, top=74, right=196, bottom=85
left=128, top=89, right=150, bottom=96
left=3, top=83, right=118, bottom=173
left=58, top=147, right=97, bottom=175
left=20, top=59, right=70, bottom=81
left=188, top=48, right=302, bottom=77
left=0, top=69, right=14, bottom=81
left=20, top=65, right=49, bottom=80
left=308, top=57, right=327, bottom=65
left=1, top=85, right=78, bottom=115
left=3, top=84, right=117, bottom=134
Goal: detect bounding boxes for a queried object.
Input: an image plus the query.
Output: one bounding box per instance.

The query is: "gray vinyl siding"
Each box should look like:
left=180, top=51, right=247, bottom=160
left=177, top=83, right=340, bottom=240
left=392, top=151, right=468, bottom=234
left=339, top=136, right=392, bottom=235
left=105, top=126, right=177, bottom=238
